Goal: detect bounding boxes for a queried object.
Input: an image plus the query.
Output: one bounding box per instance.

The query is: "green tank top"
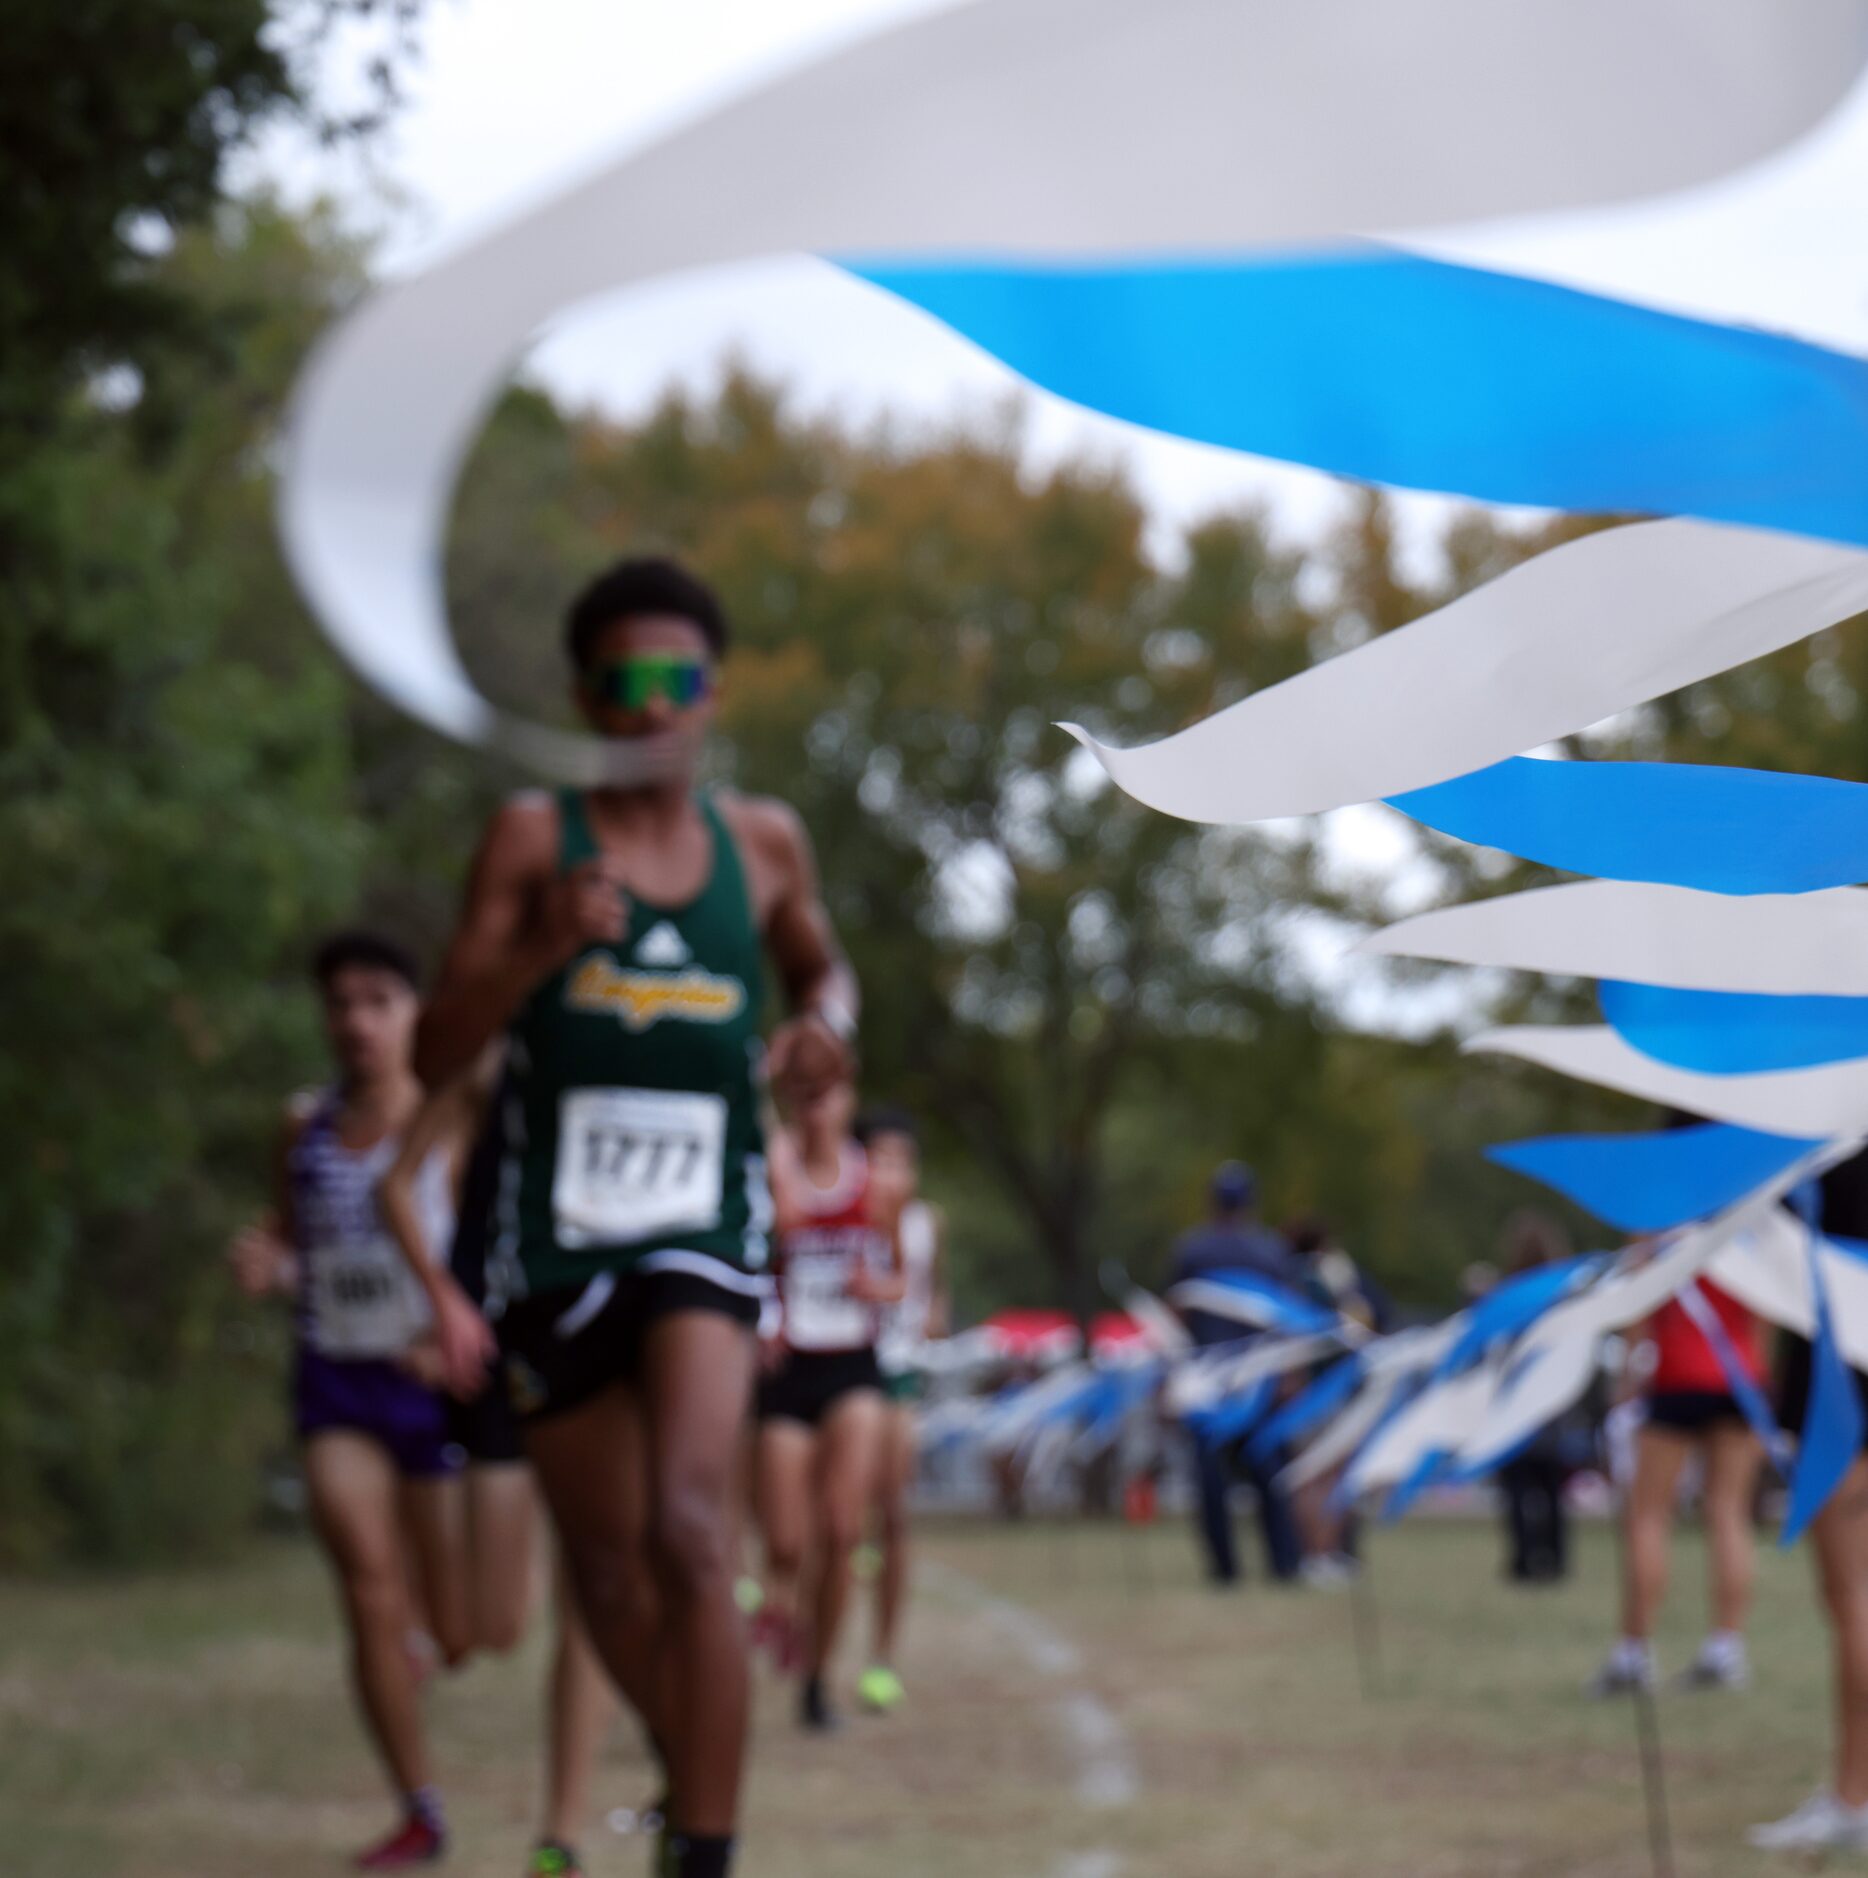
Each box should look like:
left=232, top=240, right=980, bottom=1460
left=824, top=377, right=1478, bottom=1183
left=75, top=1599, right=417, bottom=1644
left=498, top=789, right=769, bottom=1297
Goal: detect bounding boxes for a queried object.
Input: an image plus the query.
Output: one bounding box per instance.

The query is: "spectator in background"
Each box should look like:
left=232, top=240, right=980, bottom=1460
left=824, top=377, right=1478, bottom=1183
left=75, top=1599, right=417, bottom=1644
left=1753, top=1148, right=1868, bottom=1852
left=1169, top=1163, right=1303, bottom=1586
left=1493, top=1213, right=1585, bottom=1587
left=1590, top=1243, right=1768, bottom=1696
left=1286, top=1217, right=1394, bottom=1584
left=1289, top=1215, right=1394, bottom=1335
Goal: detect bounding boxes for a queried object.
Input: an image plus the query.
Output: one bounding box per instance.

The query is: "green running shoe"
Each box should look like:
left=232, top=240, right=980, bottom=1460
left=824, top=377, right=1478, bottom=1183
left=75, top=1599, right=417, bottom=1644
left=858, top=1665, right=906, bottom=1714
left=525, top=1841, right=583, bottom=1878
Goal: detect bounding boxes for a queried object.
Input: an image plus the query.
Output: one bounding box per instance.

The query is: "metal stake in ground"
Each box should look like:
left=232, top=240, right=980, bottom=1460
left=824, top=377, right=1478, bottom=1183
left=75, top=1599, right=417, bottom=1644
left=1348, top=1530, right=1383, bottom=1699
left=1608, top=1467, right=1677, bottom=1878
left=1630, top=1674, right=1677, bottom=1878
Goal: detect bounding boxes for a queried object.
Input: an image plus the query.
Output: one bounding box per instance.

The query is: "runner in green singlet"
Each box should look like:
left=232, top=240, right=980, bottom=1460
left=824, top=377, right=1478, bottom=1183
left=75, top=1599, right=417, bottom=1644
left=414, top=558, right=856, bottom=1878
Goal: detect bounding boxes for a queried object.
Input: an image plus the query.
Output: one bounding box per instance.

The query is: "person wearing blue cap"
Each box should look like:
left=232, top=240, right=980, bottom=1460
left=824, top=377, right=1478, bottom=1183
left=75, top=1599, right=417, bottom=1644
left=1168, top=1162, right=1305, bottom=1585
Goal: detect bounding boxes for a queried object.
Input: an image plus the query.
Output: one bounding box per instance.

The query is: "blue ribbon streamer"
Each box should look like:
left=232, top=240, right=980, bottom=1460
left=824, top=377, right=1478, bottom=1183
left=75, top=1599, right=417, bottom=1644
left=1249, top=1353, right=1364, bottom=1463
left=1674, top=1281, right=1791, bottom=1476
left=1171, top=1268, right=1341, bottom=1336
left=1390, top=758, right=1868, bottom=895
left=1186, top=1376, right=1278, bottom=1449
left=1785, top=1233, right=1866, bottom=1544
left=848, top=247, right=1868, bottom=548
left=1600, top=980, right=1868, bottom=1076
left=1486, top=1125, right=1821, bottom=1233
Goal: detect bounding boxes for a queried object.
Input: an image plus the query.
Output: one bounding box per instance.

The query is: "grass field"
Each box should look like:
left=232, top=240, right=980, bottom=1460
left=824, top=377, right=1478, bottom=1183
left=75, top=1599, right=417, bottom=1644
left=0, top=1513, right=1845, bottom=1877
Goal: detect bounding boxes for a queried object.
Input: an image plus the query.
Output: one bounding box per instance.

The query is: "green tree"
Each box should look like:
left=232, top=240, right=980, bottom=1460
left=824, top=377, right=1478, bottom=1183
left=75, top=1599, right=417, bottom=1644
left=0, top=202, right=372, bottom=1564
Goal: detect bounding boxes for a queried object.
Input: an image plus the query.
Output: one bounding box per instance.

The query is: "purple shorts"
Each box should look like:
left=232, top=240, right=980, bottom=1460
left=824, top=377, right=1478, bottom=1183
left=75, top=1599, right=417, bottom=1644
left=294, top=1348, right=461, bottom=1479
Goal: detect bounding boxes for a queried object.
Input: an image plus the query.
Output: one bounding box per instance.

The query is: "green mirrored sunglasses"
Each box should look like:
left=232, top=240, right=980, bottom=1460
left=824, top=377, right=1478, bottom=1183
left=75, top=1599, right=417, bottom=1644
left=589, top=653, right=713, bottom=710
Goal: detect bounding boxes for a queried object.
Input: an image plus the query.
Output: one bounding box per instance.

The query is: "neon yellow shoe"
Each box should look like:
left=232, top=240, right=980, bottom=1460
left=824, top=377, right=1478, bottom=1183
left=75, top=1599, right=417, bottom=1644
left=858, top=1664, right=905, bottom=1714
left=734, top=1574, right=764, bottom=1616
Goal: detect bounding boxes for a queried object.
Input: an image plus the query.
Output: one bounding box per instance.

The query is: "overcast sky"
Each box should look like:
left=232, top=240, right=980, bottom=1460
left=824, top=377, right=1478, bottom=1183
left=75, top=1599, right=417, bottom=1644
left=249, top=0, right=1868, bottom=565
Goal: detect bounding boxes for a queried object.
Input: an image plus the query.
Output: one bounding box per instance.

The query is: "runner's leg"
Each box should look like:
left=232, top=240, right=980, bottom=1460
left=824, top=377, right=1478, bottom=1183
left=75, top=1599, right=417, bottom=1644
left=1621, top=1425, right=1692, bottom=1640
left=640, top=1308, right=757, bottom=1840
left=757, top=1418, right=815, bottom=1643
left=809, top=1389, right=887, bottom=1684
left=1703, top=1420, right=1762, bottom=1636
left=526, top=1386, right=667, bottom=1740
left=874, top=1405, right=914, bottom=1667
left=541, top=1560, right=620, bottom=1847
left=1815, top=1457, right=1868, bottom=1806
left=304, top=1431, right=433, bottom=1796
left=401, top=1473, right=474, bottom=1668
left=461, top=1460, right=540, bottom=1652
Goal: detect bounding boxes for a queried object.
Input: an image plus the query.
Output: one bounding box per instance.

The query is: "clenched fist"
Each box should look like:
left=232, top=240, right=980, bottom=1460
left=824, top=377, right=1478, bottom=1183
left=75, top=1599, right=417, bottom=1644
left=532, top=859, right=629, bottom=970
left=767, top=1011, right=852, bottom=1109
left=228, top=1217, right=298, bottom=1299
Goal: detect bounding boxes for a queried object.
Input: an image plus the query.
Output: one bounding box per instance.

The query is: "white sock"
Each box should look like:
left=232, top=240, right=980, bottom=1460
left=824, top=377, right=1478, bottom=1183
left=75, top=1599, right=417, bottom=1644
left=1614, top=1636, right=1653, bottom=1671
left=1700, top=1630, right=1745, bottom=1665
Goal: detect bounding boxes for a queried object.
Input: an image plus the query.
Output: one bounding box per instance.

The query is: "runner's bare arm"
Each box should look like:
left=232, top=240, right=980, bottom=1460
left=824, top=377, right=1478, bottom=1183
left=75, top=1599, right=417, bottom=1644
left=928, top=1204, right=952, bottom=1339
left=851, top=1166, right=910, bottom=1306
left=415, top=795, right=624, bottom=1086
left=741, top=798, right=859, bottom=1103
left=378, top=1078, right=478, bottom=1306
left=228, top=1105, right=306, bottom=1300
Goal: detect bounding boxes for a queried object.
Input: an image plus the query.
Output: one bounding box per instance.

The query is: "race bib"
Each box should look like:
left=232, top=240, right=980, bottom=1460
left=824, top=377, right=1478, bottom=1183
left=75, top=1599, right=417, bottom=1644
left=304, top=1241, right=428, bottom=1358
left=553, top=1087, right=727, bottom=1248
left=785, top=1248, right=872, bottom=1351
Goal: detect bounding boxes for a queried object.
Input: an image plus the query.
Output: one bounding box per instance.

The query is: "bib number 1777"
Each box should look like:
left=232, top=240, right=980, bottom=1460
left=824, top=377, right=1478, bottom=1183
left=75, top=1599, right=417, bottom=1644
left=553, top=1087, right=728, bottom=1248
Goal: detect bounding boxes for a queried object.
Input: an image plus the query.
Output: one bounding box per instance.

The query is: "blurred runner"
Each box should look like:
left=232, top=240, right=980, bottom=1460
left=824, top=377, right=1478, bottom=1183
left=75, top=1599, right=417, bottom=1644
left=857, top=1107, right=948, bottom=1715
left=378, top=1057, right=619, bottom=1878
left=756, top=1077, right=906, bottom=1731
left=412, top=557, right=855, bottom=1878
left=1589, top=1267, right=1767, bottom=1697
left=227, top=932, right=457, bottom=1869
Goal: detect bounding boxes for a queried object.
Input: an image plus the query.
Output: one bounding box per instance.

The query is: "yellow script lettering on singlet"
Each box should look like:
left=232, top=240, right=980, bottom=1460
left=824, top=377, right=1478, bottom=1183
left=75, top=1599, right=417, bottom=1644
left=565, top=954, right=746, bottom=1031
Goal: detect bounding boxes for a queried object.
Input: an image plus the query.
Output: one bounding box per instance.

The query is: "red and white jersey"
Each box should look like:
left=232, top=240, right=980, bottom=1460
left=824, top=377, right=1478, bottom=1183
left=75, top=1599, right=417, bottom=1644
left=776, top=1142, right=891, bottom=1353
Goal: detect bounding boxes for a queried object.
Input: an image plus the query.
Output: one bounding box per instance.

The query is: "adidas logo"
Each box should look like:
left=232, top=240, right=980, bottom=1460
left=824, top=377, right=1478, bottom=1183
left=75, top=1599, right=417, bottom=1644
left=635, top=921, right=691, bottom=968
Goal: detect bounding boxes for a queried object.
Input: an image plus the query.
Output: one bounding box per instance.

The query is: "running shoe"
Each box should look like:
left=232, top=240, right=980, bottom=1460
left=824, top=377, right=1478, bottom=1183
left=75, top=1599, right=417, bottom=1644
left=525, top=1840, right=584, bottom=1878
left=1675, top=1636, right=1749, bottom=1692
left=1585, top=1644, right=1655, bottom=1699
left=1299, top=1554, right=1356, bottom=1590
left=858, top=1665, right=906, bottom=1714
left=752, top=1607, right=805, bottom=1674
left=1748, top=1790, right=1868, bottom=1852
left=355, top=1814, right=446, bottom=1869
left=801, top=1673, right=841, bottom=1733
left=604, top=1793, right=667, bottom=1839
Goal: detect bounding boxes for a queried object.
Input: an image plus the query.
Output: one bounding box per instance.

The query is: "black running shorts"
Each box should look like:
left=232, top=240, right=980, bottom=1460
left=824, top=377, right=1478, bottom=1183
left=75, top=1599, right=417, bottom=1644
left=497, top=1268, right=761, bottom=1424
left=446, top=1380, right=527, bottom=1464
left=1645, top=1390, right=1747, bottom=1435
left=756, top=1346, right=886, bottom=1428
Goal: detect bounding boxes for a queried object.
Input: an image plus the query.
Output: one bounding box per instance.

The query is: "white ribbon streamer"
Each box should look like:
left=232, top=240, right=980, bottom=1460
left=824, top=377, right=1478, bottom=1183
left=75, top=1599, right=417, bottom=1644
left=1465, top=1024, right=1868, bottom=1137
left=1365, top=880, right=1868, bottom=998
left=1345, top=1355, right=1505, bottom=1496
left=1064, top=523, right=1868, bottom=824
left=1280, top=1322, right=1458, bottom=1489
left=1707, top=1219, right=1868, bottom=1368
